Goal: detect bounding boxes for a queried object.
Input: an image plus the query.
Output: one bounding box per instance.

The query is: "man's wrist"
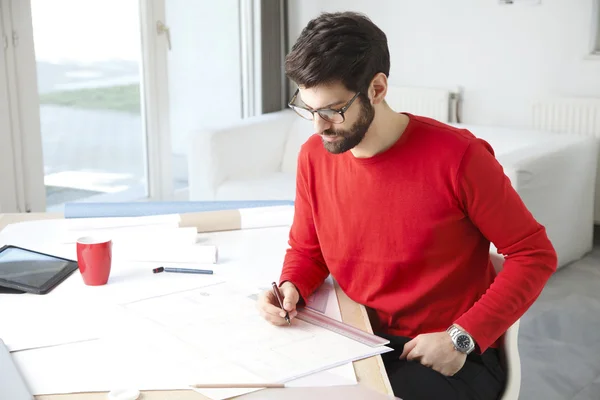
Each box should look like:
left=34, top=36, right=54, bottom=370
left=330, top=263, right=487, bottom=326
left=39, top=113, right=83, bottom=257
left=454, top=324, right=479, bottom=350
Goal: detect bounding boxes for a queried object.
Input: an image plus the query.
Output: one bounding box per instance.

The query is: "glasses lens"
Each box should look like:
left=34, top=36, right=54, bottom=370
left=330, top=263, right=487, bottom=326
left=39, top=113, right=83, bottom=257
left=291, top=106, right=314, bottom=120
left=319, top=110, right=344, bottom=124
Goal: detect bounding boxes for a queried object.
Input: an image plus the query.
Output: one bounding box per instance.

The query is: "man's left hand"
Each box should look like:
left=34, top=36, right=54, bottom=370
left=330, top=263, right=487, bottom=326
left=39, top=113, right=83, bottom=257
left=399, top=332, right=467, bottom=376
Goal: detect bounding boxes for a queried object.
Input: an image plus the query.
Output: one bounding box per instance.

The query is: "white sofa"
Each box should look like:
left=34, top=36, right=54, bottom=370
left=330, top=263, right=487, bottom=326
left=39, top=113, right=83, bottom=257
left=450, top=123, right=597, bottom=269
left=188, top=110, right=311, bottom=202
left=188, top=109, right=598, bottom=268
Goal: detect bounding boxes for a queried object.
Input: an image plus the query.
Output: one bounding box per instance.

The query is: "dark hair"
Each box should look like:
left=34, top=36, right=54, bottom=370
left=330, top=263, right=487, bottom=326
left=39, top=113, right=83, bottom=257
left=285, top=11, right=390, bottom=95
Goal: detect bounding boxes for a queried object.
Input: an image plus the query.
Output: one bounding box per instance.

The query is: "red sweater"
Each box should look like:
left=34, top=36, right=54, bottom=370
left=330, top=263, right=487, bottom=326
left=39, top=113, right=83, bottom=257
left=280, top=114, right=557, bottom=353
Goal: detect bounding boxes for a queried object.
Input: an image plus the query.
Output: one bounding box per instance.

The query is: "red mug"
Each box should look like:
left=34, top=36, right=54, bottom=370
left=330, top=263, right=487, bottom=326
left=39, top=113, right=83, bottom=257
left=76, top=236, right=112, bottom=286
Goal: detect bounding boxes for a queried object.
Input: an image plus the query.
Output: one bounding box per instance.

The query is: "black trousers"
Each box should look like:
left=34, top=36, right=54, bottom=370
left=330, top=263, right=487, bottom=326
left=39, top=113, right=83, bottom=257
left=379, top=334, right=506, bottom=400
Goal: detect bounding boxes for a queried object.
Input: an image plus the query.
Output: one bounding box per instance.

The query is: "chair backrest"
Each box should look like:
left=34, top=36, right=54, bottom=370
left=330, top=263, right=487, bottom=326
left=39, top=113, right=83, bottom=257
left=489, top=252, right=522, bottom=400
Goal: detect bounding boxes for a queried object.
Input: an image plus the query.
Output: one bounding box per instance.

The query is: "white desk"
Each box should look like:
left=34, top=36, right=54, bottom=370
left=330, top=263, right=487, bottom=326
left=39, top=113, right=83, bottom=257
left=0, top=213, right=395, bottom=400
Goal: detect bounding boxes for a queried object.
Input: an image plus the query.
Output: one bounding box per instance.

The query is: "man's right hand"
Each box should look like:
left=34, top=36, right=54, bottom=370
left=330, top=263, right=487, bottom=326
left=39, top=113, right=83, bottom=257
left=256, top=281, right=300, bottom=326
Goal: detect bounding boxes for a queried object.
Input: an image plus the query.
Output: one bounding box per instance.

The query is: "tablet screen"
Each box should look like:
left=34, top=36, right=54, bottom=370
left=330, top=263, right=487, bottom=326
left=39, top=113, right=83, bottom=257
left=0, top=247, right=72, bottom=289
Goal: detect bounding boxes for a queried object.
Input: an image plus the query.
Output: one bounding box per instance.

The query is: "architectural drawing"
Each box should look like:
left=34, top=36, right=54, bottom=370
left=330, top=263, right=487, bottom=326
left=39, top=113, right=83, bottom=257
left=121, top=281, right=390, bottom=399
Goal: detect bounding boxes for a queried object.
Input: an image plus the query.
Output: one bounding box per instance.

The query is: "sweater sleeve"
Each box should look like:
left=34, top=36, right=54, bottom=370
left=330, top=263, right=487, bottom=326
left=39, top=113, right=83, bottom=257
left=453, top=139, right=558, bottom=353
left=279, top=147, right=329, bottom=303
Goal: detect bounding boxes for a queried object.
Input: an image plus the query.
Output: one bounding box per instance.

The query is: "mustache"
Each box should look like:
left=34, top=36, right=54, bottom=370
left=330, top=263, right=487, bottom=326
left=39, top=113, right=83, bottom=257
left=323, top=130, right=346, bottom=137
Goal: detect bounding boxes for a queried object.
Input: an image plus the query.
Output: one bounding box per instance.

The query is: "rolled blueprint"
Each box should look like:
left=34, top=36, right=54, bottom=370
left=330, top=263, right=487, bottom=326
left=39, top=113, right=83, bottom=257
left=64, top=201, right=294, bottom=219
left=113, top=244, right=219, bottom=264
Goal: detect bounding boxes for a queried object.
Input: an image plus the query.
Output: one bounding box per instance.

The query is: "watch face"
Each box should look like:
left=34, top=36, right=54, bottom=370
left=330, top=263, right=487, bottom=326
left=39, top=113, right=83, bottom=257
left=456, top=334, right=472, bottom=350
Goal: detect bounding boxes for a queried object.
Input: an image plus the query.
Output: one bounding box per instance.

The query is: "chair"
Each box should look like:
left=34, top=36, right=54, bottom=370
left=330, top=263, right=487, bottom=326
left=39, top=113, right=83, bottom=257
left=489, top=253, right=521, bottom=400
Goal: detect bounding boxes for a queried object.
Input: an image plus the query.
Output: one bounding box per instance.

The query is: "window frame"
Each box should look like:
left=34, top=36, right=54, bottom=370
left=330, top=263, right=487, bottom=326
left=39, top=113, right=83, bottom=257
left=592, top=0, right=600, bottom=55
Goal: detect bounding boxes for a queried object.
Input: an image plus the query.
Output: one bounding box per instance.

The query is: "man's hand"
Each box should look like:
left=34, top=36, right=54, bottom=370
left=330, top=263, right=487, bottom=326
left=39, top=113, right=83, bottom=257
left=399, top=332, right=467, bottom=376
left=256, top=281, right=300, bottom=326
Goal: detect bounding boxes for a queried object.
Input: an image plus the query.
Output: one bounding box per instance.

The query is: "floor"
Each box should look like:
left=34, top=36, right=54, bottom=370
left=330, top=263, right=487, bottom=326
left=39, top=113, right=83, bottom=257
left=518, top=229, right=600, bottom=399
left=39, top=105, right=189, bottom=208
left=45, top=186, right=103, bottom=206
left=40, top=104, right=146, bottom=208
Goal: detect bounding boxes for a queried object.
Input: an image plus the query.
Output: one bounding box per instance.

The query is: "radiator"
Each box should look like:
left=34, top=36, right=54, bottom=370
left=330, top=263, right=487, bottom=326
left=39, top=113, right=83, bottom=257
left=532, top=97, right=600, bottom=136
left=385, top=86, right=458, bottom=123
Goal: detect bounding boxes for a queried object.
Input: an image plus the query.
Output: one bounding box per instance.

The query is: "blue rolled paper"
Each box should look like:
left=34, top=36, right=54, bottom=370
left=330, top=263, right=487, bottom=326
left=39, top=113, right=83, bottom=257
left=64, top=200, right=294, bottom=219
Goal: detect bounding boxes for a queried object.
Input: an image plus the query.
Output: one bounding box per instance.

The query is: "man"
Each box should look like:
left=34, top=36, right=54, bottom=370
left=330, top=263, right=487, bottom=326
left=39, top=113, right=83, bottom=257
left=257, top=11, right=557, bottom=400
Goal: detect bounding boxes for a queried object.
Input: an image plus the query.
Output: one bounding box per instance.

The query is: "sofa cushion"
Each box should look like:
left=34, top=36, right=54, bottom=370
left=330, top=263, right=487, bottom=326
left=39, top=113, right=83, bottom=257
left=281, top=118, right=315, bottom=174
left=216, top=172, right=296, bottom=201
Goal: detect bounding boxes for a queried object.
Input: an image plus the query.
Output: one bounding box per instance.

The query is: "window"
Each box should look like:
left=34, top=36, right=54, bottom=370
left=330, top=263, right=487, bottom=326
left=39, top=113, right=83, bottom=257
left=594, top=0, right=600, bottom=54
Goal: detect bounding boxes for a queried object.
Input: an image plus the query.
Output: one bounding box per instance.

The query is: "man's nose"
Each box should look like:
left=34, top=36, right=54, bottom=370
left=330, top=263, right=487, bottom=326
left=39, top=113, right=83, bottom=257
left=313, top=114, right=332, bottom=135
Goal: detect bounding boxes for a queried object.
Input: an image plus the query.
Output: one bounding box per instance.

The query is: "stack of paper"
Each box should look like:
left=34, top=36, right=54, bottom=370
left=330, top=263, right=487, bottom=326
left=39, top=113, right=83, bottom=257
left=125, top=281, right=390, bottom=399
left=9, top=280, right=390, bottom=399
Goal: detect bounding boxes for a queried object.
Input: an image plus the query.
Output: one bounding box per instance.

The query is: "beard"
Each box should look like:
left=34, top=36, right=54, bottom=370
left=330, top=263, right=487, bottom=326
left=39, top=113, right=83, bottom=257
left=321, top=99, right=375, bottom=154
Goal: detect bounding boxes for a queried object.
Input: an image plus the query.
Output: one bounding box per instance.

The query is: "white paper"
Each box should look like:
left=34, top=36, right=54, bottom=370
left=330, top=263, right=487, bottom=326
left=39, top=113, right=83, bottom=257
left=64, top=214, right=181, bottom=230
left=13, top=336, right=193, bottom=394
left=114, top=243, right=218, bottom=264
left=0, top=220, right=69, bottom=252
left=57, top=226, right=198, bottom=245
left=11, top=281, right=391, bottom=398
left=14, top=302, right=270, bottom=396
left=239, top=206, right=294, bottom=230
left=0, top=259, right=224, bottom=350
left=0, top=215, right=181, bottom=244
left=0, top=218, right=193, bottom=262
left=120, top=281, right=390, bottom=400
left=45, top=260, right=225, bottom=305
left=0, top=296, right=115, bottom=352
left=2, top=275, right=356, bottom=393
left=284, top=367, right=357, bottom=388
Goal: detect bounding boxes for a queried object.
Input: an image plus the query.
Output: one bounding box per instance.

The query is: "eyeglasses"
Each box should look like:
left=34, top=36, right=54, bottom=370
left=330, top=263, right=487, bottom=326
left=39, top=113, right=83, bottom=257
left=288, top=88, right=360, bottom=124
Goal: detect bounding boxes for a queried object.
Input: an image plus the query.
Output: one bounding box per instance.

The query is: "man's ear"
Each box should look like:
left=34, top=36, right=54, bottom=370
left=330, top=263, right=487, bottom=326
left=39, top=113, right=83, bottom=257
left=369, top=72, right=388, bottom=105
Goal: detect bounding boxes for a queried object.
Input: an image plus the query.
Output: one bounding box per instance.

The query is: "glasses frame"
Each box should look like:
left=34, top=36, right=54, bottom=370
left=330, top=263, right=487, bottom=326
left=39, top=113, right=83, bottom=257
left=287, top=88, right=360, bottom=124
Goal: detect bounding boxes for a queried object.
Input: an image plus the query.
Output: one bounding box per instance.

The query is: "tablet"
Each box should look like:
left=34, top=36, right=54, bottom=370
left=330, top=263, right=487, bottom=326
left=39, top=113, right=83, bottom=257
left=0, top=245, right=78, bottom=295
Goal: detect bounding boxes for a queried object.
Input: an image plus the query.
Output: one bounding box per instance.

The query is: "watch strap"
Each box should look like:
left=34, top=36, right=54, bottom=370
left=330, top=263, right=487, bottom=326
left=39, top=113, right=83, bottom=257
left=447, top=324, right=475, bottom=354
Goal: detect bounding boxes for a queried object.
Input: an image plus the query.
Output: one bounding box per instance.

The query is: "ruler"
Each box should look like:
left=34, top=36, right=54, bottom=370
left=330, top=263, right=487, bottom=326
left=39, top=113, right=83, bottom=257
left=296, top=307, right=390, bottom=348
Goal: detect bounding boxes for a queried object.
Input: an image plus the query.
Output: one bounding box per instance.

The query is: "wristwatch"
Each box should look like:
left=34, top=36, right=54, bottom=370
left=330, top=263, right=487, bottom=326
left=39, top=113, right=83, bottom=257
left=447, top=324, right=475, bottom=354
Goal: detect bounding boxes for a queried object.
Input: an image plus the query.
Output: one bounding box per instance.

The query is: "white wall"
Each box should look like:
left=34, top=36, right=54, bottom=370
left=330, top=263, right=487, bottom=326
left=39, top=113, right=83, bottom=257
left=287, top=0, right=600, bottom=128
left=166, top=0, right=242, bottom=182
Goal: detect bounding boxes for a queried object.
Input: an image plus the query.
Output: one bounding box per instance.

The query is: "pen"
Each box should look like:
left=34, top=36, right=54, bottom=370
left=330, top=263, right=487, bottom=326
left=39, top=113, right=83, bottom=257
left=152, top=266, right=213, bottom=275
left=271, top=282, right=291, bottom=325
left=190, top=383, right=285, bottom=389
